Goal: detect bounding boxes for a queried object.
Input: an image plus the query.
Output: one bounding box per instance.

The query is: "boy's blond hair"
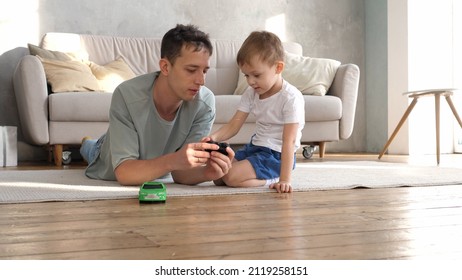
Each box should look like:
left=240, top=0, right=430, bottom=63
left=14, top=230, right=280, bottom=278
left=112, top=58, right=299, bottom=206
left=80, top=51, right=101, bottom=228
left=236, top=31, right=285, bottom=67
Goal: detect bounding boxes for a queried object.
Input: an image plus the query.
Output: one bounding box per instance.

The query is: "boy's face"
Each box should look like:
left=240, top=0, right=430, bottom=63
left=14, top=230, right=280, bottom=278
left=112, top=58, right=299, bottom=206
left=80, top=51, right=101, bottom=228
left=240, top=56, right=283, bottom=98
left=165, top=45, right=211, bottom=101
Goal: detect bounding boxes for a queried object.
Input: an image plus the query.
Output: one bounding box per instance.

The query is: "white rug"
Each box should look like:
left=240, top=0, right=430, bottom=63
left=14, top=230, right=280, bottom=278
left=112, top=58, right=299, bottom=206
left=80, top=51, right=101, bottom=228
left=1, top=161, right=462, bottom=204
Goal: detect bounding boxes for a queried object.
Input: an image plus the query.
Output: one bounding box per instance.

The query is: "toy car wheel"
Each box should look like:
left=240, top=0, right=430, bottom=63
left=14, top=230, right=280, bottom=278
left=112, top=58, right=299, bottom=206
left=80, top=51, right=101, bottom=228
left=302, top=146, right=315, bottom=159
left=62, top=151, right=72, bottom=165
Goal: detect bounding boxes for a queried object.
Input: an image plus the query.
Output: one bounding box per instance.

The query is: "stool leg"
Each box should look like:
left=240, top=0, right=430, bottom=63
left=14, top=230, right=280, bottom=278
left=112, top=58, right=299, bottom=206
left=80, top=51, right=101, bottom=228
left=379, top=97, right=418, bottom=159
left=445, top=96, right=462, bottom=129
left=435, top=94, right=440, bottom=165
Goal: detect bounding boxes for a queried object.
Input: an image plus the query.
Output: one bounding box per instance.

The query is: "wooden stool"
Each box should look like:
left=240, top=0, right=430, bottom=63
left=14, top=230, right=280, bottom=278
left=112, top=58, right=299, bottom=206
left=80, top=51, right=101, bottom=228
left=378, top=88, right=462, bottom=164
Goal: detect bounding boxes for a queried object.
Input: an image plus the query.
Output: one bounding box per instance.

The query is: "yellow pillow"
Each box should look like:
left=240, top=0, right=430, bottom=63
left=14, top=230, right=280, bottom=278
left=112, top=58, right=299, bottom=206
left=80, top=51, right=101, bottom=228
left=38, top=56, right=100, bottom=92
left=234, top=52, right=341, bottom=96
left=283, top=52, right=341, bottom=96
left=28, top=43, right=89, bottom=62
left=88, top=58, right=136, bottom=92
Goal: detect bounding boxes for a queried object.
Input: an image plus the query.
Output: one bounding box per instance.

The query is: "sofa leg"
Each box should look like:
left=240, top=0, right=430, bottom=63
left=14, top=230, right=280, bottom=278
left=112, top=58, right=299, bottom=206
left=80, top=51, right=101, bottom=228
left=53, top=144, right=63, bottom=166
left=318, top=142, right=326, bottom=158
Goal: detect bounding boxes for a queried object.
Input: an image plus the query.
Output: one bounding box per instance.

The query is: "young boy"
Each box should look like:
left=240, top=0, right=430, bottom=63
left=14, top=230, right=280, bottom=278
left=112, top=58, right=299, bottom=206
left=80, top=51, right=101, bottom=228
left=209, top=31, right=305, bottom=193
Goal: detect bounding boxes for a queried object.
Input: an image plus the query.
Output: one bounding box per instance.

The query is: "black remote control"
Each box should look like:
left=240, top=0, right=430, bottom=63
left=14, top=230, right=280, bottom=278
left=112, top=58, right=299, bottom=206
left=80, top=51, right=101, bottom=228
left=206, top=141, right=229, bottom=156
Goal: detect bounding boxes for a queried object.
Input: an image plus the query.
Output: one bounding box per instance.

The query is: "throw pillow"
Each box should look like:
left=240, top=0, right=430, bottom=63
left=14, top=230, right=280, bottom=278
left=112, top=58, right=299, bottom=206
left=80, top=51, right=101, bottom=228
left=28, top=43, right=89, bottom=62
left=283, top=52, right=341, bottom=96
left=233, top=52, right=341, bottom=96
left=37, top=56, right=100, bottom=92
left=88, top=58, right=136, bottom=92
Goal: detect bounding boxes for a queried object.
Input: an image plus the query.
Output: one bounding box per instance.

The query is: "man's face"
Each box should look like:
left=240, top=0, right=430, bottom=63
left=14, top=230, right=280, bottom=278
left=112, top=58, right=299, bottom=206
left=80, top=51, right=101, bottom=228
left=166, top=45, right=211, bottom=101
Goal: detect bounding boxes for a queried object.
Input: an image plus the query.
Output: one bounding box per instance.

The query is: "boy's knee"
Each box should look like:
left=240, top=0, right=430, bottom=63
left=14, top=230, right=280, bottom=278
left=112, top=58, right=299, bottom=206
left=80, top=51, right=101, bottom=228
left=221, top=174, right=232, bottom=186
left=222, top=173, right=238, bottom=186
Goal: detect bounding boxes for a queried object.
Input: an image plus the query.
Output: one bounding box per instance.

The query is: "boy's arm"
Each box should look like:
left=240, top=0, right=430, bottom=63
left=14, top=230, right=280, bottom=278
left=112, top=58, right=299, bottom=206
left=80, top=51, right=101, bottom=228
left=271, top=123, right=299, bottom=193
left=210, top=110, right=249, bottom=142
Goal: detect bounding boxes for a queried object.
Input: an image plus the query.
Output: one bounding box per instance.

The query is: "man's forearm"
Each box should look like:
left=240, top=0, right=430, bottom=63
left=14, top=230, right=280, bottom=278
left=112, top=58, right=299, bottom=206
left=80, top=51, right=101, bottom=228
left=114, top=155, right=175, bottom=186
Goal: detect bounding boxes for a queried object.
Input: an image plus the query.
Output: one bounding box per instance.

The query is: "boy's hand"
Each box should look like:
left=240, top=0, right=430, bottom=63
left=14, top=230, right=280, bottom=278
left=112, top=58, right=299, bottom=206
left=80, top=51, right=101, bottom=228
left=269, top=181, right=293, bottom=193
left=201, top=136, right=214, bottom=143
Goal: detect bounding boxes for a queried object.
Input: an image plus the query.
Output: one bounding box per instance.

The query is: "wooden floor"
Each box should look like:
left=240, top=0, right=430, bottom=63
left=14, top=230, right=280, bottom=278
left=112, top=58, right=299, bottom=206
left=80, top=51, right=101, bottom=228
left=1, top=153, right=462, bottom=260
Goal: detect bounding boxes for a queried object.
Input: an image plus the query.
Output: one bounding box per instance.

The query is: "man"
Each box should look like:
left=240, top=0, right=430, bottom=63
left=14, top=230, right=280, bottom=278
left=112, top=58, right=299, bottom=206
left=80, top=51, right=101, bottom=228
left=80, top=24, right=234, bottom=186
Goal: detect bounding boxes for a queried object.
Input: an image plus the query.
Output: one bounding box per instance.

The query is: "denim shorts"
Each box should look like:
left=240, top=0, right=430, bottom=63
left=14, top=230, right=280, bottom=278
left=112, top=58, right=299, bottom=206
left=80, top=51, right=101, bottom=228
left=235, top=142, right=295, bottom=180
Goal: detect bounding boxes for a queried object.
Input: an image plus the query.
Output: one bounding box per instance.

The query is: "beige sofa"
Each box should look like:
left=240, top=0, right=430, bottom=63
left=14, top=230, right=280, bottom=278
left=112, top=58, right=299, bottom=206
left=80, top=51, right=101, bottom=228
left=13, top=32, right=360, bottom=165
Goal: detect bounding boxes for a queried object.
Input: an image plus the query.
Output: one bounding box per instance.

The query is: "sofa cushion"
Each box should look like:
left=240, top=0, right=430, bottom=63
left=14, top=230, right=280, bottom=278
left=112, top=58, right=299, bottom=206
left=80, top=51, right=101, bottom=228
left=80, top=34, right=242, bottom=96
left=77, top=34, right=163, bottom=76
left=33, top=37, right=135, bottom=93
left=88, top=57, right=136, bottom=92
left=214, top=95, right=341, bottom=123
left=234, top=52, right=341, bottom=96
left=214, top=95, right=256, bottom=123
left=304, top=95, right=342, bottom=121
left=28, top=43, right=89, bottom=62
left=48, top=92, right=112, bottom=122
left=38, top=56, right=101, bottom=92
left=204, top=40, right=243, bottom=95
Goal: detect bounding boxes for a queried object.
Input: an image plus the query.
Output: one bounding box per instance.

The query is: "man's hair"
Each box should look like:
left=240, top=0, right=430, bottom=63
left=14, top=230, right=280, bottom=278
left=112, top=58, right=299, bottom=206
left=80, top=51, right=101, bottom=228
left=161, top=24, right=213, bottom=64
left=236, top=31, right=284, bottom=66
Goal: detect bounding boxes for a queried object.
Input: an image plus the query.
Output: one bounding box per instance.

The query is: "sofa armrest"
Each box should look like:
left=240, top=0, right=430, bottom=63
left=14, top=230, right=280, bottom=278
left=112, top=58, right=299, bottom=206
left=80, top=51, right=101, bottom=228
left=328, top=64, right=360, bottom=140
left=13, top=55, right=50, bottom=145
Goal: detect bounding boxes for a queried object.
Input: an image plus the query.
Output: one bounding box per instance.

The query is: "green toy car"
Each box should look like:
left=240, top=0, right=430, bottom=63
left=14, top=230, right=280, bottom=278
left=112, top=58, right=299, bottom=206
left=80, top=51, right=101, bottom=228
left=139, top=181, right=167, bottom=202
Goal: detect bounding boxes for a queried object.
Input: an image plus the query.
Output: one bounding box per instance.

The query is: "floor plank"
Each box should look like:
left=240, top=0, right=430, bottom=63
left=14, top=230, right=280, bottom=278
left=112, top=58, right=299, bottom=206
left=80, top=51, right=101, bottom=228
left=1, top=153, right=462, bottom=259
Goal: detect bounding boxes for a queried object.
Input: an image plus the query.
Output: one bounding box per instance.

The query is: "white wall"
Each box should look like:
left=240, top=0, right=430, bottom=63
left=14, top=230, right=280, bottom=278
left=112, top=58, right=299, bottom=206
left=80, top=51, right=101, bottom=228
left=365, top=0, right=388, bottom=153
left=0, top=1, right=40, bottom=54
left=0, top=0, right=366, bottom=160
left=387, top=0, right=410, bottom=154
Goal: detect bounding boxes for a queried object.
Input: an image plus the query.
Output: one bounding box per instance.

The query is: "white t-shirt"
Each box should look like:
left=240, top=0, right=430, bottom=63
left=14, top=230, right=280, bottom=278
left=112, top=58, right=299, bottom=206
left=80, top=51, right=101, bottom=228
left=237, top=79, right=305, bottom=153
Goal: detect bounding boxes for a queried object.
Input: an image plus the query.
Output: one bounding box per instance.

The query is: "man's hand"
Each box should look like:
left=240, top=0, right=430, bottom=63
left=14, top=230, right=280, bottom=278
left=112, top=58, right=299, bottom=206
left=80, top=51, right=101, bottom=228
left=204, top=145, right=235, bottom=181
left=115, top=141, right=216, bottom=185
left=171, top=141, right=234, bottom=185
left=174, top=142, right=217, bottom=169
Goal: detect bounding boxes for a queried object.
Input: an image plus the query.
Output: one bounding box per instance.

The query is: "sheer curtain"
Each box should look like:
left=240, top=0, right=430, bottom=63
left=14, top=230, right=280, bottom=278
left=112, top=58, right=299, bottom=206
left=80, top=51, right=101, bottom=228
left=453, top=1, right=462, bottom=152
